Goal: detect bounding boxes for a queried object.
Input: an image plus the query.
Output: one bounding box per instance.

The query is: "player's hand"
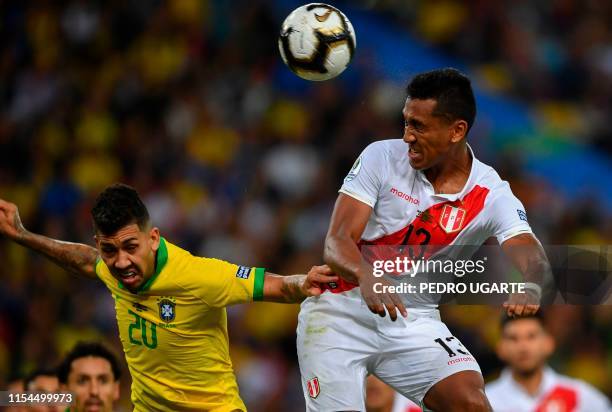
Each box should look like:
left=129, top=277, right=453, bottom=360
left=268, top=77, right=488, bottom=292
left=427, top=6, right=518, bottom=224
left=0, top=199, right=26, bottom=241
left=503, top=291, right=540, bottom=317
left=358, top=274, right=408, bottom=321
left=302, top=265, right=339, bottom=297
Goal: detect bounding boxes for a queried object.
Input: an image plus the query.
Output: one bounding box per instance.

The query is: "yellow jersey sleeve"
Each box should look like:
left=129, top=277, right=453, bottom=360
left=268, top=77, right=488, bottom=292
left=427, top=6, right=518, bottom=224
left=193, top=257, right=265, bottom=308
left=95, top=257, right=111, bottom=285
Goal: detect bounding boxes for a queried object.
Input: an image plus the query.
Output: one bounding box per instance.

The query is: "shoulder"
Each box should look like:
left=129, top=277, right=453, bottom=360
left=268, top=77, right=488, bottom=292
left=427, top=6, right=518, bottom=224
left=164, top=241, right=195, bottom=271
left=355, top=139, right=407, bottom=176
left=366, top=138, right=404, bottom=154
left=556, top=374, right=610, bottom=403
left=485, top=378, right=507, bottom=397
left=471, top=159, right=520, bottom=204
left=165, top=241, right=232, bottom=276
left=471, top=157, right=503, bottom=190
left=95, top=258, right=114, bottom=285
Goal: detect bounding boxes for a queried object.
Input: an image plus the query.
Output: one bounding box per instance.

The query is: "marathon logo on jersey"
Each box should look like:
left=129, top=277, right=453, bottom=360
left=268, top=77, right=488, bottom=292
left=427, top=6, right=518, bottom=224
left=390, top=187, right=420, bottom=205
left=517, top=209, right=528, bottom=222
left=439, top=205, right=467, bottom=233
left=306, top=377, right=320, bottom=399
left=344, top=156, right=362, bottom=183
left=236, top=266, right=251, bottom=279
left=158, top=297, right=176, bottom=323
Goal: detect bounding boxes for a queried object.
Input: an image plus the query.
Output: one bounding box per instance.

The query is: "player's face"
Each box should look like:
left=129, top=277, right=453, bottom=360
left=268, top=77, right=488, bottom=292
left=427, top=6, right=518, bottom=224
left=65, top=356, right=119, bottom=412
left=402, top=98, right=465, bottom=170
left=365, top=375, right=396, bottom=410
left=95, top=223, right=160, bottom=292
left=27, top=375, right=60, bottom=412
left=498, top=319, right=554, bottom=375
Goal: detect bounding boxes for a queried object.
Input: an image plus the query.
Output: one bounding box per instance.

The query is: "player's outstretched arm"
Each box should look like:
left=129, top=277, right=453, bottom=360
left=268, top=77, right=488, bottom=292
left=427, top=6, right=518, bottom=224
left=262, top=265, right=338, bottom=303
left=324, top=194, right=407, bottom=321
left=0, top=199, right=99, bottom=279
left=501, top=233, right=552, bottom=317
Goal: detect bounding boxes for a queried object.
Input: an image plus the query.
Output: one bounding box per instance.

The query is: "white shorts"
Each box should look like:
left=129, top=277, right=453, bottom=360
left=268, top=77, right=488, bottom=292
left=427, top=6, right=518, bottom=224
left=296, top=290, right=482, bottom=411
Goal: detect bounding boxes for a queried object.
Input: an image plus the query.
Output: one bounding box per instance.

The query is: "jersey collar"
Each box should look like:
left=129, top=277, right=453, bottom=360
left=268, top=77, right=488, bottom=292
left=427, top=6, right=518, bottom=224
left=118, top=237, right=168, bottom=293
left=418, top=143, right=477, bottom=202
left=503, top=366, right=557, bottom=399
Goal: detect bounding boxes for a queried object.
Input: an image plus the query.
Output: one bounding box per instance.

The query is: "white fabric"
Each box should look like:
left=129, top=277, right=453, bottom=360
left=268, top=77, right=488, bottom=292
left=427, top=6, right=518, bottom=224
left=486, top=367, right=611, bottom=412
left=297, top=139, right=534, bottom=410
left=297, top=293, right=481, bottom=411
left=340, top=139, right=532, bottom=245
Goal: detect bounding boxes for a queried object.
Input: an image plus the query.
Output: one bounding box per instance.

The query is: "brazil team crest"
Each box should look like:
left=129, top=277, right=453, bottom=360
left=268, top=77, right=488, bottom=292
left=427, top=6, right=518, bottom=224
left=158, top=298, right=176, bottom=323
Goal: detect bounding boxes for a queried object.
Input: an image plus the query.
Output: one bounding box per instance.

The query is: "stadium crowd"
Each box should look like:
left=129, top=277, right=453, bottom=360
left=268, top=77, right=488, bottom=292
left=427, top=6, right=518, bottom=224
left=0, top=1, right=609, bottom=411
left=369, top=0, right=612, bottom=154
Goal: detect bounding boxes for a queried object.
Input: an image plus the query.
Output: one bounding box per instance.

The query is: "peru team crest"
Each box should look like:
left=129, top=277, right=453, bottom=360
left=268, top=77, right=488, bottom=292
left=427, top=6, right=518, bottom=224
left=306, top=377, right=320, bottom=398
left=158, top=298, right=176, bottom=323
left=439, top=205, right=466, bottom=233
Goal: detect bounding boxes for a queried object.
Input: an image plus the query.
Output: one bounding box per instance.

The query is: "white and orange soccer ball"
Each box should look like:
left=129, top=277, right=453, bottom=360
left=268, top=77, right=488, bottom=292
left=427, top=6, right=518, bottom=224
left=278, top=3, right=356, bottom=81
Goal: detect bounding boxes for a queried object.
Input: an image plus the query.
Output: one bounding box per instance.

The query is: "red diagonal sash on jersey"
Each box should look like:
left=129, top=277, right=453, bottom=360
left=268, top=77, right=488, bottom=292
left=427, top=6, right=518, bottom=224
left=534, top=386, right=578, bottom=412
left=323, top=185, right=490, bottom=293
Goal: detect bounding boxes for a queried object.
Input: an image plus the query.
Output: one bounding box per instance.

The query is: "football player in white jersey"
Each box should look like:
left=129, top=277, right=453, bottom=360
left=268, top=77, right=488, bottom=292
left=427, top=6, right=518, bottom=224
left=297, top=68, right=551, bottom=411
left=486, top=313, right=610, bottom=411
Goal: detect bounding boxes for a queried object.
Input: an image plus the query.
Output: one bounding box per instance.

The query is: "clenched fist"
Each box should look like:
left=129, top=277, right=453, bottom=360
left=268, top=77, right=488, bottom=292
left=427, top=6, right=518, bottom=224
left=0, top=199, right=26, bottom=240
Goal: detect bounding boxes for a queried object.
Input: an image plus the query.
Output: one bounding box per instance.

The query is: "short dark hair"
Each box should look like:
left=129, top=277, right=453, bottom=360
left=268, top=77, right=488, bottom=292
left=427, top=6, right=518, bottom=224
left=57, top=342, right=121, bottom=384
left=91, top=183, right=150, bottom=235
left=24, top=367, right=57, bottom=390
left=501, top=311, right=545, bottom=330
left=406, top=68, right=476, bottom=131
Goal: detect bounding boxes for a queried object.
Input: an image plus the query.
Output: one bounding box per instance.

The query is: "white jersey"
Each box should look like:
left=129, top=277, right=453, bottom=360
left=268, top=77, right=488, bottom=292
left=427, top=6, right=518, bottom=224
left=322, top=138, right=532, bottom=298
left=486, top=367, right=611, bottom=412
left=296, top=139, right=526, bottom=410
left=392, top=394, right=422, bottom=412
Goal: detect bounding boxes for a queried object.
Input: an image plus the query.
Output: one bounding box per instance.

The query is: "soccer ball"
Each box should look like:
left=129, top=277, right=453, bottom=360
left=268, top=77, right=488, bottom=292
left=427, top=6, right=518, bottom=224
left=278, top=3, right=356, bottom=81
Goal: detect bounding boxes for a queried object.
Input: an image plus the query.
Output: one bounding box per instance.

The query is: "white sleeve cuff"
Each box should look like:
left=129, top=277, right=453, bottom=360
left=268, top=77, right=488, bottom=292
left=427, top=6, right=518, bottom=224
left=339, top=188, right=376, bottom=208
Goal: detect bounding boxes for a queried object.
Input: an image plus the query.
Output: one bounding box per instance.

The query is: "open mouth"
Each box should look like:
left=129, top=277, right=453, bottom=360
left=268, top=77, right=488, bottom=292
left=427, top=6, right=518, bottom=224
left=120, top=270, right=138, bottom=279
left=117, top=269, right=141, bottom=287
left=408, top=146, right=422, bottom=161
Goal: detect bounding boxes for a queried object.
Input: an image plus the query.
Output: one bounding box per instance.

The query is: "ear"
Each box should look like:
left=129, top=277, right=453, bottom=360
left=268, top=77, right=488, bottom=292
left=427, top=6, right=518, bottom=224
left=113, top=381, right=120, bottom=401
left=450, top=120, right=468, bottom=143
left=149, top=227, right=160, bottom=252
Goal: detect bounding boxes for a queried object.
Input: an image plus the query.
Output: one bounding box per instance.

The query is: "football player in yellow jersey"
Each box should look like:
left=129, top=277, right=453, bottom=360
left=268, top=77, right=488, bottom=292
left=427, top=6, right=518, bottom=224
left=0, top=183, right=338, bottom=412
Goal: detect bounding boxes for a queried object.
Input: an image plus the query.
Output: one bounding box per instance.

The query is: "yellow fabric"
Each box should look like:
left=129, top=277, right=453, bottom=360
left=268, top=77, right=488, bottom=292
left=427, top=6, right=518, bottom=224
left=95, top=238, right=262, bottom=411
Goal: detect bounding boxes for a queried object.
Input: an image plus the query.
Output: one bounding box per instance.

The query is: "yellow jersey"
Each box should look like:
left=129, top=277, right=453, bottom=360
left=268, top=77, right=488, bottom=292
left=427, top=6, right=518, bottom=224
left=95, top=238, right=265, bottom=411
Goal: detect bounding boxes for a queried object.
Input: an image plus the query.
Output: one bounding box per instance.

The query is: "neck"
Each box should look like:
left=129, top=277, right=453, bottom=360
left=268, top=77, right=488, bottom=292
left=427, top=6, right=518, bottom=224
left=424, top=143, right=471, bottom=194
left=512, top=367, right=544, bottom=396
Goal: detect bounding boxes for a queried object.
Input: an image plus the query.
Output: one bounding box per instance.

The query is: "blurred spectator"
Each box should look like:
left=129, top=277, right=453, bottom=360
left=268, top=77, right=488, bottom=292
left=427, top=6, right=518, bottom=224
left=23, top=368, right=60, bottom=412
left=366, top=375, right=422, bottom=412
left=6, top=378, right=26, bottom=412
left=57, top=342, right=121, bottom=412
left=486, top=313, right=611, bottom=411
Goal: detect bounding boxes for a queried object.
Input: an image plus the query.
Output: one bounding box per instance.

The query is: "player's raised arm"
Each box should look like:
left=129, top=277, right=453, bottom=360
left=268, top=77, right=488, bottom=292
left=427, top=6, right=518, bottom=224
left=262, top=265, right=338, bottom=303
left=324, top=193, right=408, bottom=321
left=501, top=233, right=552, bottom=317
left=324, top=193, right=371, bottom=283
left=0, top=198, right=99, bottom=279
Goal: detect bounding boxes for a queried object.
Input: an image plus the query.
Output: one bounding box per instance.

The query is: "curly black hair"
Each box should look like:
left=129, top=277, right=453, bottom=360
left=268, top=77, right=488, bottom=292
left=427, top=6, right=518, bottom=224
left=57, top=342, right=121, bottom=384
left=91, top=183, right=150, bottom=235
